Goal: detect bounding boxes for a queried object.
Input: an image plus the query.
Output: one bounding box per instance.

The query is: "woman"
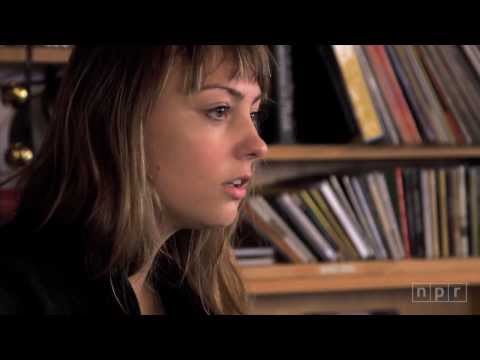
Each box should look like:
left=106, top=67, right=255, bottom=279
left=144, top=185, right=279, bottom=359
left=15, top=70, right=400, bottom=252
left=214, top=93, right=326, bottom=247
left=0, top=45, right=272, bottom=315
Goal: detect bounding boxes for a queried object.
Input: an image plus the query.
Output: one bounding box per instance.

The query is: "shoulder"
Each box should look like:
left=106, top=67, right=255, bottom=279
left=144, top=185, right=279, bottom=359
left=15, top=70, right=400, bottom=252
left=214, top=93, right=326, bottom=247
left=153, top=256, right=211, bottom=316
left=0, top=221, right=48, bottom=313
left=0, top=218, right=98, bottom=314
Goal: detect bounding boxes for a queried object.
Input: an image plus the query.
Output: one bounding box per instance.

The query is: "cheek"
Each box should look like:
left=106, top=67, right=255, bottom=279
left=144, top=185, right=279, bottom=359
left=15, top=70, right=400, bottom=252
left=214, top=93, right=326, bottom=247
left=149, top=138, right=238, bottom=228
left=152, top=135, right=224, bottom=184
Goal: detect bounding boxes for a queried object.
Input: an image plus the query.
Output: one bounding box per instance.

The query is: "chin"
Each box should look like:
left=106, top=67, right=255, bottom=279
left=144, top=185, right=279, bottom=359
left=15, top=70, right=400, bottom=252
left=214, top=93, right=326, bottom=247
left=206, top=216, right=238, bottom=228
left=196, top=211, right=239, bottom=229
left=176, top=202, right=240, bottom=229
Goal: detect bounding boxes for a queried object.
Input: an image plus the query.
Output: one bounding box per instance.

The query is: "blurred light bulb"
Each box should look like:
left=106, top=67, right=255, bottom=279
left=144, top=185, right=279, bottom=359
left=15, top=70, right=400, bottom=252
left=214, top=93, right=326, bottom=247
left=5, top=142, right=33, bottom=168
left=1, top=83, right=29, bottom=107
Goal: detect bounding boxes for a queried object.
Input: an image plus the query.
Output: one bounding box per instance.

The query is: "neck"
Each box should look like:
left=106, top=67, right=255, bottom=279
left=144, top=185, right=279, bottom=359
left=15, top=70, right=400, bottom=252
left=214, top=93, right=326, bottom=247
left=128, top=215, right=179, bottom=310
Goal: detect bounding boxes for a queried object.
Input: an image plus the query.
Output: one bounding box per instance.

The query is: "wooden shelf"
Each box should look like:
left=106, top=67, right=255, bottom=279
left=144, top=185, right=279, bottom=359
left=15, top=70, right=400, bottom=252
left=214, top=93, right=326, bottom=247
left=0, top=46, right=71, bottom=64
left=0, top=46, right=26, bottom=63
left=240, top=258, right=480, bottom=295
left=264, top=145, right=480, bottom=162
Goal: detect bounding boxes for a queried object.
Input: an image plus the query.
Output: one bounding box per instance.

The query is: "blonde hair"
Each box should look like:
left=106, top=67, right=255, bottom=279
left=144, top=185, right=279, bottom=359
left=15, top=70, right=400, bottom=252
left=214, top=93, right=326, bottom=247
left=2, top=46, right=272, bottom=315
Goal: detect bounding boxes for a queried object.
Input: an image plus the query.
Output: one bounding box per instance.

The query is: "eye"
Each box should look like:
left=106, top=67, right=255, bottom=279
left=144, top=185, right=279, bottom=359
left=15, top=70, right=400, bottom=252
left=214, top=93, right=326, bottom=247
left=250, top=109, right=266, bottom=129
left=207, top=106, right=231, bottom=121
left=250, top=111, right=260, bottom=127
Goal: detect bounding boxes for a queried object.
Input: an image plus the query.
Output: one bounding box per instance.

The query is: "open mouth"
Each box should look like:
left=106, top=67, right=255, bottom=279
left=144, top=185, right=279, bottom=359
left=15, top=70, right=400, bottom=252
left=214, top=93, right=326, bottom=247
left=225, top=176, right=250, bottom=188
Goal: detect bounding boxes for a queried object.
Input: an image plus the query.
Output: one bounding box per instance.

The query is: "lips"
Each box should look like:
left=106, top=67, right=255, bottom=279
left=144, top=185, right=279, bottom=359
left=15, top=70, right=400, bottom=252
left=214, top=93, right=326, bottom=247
left=223, top=183, right=248, bottom=200
left=223, top=174, right=251, bottom=200
left=223, top=175, right=251, bottom=187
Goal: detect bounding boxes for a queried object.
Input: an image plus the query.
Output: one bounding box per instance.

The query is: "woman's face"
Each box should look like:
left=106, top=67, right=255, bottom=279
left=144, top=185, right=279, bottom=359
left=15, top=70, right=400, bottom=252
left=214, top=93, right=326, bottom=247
left=144, top=59, right=268, bottom=230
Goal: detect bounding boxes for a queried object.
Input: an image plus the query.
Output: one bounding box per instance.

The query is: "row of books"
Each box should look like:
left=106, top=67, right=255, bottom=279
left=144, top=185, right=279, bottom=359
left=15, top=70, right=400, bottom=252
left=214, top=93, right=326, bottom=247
left=266, top=45, right=480, bottom=145
left=233, top=247, right=276, bottom=267
left=333, top=45, right=480, bottom=145
left=243, top=165, right=480, bottom=264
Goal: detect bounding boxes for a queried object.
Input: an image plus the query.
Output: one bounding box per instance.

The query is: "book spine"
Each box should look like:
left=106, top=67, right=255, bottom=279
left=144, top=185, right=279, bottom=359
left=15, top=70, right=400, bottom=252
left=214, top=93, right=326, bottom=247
left=366, top=173, right=401, bottom=259
left=364, top=45, right=422, bottom=144
left=417, top=45, right=474, bottom=144
left=244, top=201, right=302, bottom=263
left=429, top=169, right=440, bottom=258
left=318, top=180, right=373, bottom=259
left=376, top=172, right=406, bottom=258
left=275, top=193, right=338, bottom=261
left=351, top=176, right=389, bottom=259
left=438, top=169, right=450, bottom=258
left=308, top=188, right=361, bottom=259
left=341, top=175, right=383, bottom=259
left=250, top=197, right=317, bottom=263
left=273, top=45, right=296, bottom=144
left=458, top=166, right=469, bottom=257
left=355, top=45, right=400, bottom=144
left=395, top=168, right=412, bottom=258
left=298, top=190, right=358, bottom=261
left=332, top=45, right=384, bottom=143
left=386, top=45, right=442, bottom=143
left=421, top=169, right=433, bottom=259
left=468, top=167, right=478, bottom=257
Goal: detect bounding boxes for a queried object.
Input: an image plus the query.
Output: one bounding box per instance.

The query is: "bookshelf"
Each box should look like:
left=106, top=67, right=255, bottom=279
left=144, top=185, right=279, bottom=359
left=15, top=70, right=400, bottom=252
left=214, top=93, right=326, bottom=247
left=241, top=258, right=480, bottom=313
left=238, top=45, right=480, bottom=314
left=263, top=145, right=480, bottom=162
left=241, top=258, right=480, bottom=295
left=243, top=145, right=480, bottom=314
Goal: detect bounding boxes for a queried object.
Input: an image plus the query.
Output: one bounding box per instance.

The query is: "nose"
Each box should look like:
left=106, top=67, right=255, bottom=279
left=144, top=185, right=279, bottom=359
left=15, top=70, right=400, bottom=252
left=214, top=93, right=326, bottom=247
left=235, top=115, right=269, bottom=162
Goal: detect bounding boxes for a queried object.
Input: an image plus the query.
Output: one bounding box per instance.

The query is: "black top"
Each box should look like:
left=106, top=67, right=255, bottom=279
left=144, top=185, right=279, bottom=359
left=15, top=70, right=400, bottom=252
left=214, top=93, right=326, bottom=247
left=0, top=216, right=209, bottom=316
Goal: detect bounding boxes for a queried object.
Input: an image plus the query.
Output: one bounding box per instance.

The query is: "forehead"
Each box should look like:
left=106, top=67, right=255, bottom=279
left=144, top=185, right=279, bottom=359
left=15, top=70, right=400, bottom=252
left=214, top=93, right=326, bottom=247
left=168, top=55, right=261, bottom=95
left=202, top=61, right=261, bottom=90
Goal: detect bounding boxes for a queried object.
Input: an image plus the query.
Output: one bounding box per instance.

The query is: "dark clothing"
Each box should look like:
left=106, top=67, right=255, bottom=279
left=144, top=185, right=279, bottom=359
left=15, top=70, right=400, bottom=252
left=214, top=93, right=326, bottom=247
left=0, top=216, right=209, bottom=315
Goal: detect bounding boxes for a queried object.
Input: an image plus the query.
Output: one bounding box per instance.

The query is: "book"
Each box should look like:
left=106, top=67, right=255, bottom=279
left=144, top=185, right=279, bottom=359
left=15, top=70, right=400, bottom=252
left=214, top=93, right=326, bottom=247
left=274, top=192, right=338, bottom=261
left=355, top=45, right=400, bottom=144
left=308, top=188, right=360, bottom=260
left=365, top=173, right=402, bottom=259
left=468, top=167, right=479, bottom=257
left=447, top=167, right=469, bottom=257
left=293, top=191, right=341, bottom=254
left=471, top=167, right=480, bottom=256
left=438, top=46, right=480, bottom=136
left=350, top=176, right=389, bottom=259
left=386, top=45, right=454, bottom=144
left=363, top=45, right=422, bottom=144
left=411, top=168, right=425, bottom=258
left=462, top=45, right=480, bottom=80
left=245, top=197, right=316, bottom=263
left=234, top=247, right=275, bottom=259
left=318, top=179, right=374, bottom=259
left=237, top=258, right=275, bottom=267
left=429, top=169, right=440, bottom=259
left=341, top=175, right=384, bottom=259
left=297, top=190, right=353, bottom=260
left=272, top=45, right=296, bottom=144
left=458, top=166, right=469, bottom=257
left=418, top=45, right=477, bottom=144
left=332, top=45, right=384, bottom=143
left=394, top=167, right=412, bottom=258
left=437, top=168, right=450, bottom=258
left=421, top=169, right=434, bottom=259
left=375, top=172, right=405, bottom=259
left=329, top=176, right=373, bottom=252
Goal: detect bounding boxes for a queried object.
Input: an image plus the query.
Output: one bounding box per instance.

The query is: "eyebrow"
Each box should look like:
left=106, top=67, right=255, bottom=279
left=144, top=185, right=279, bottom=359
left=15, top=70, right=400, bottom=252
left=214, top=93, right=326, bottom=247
left=200, top=84, right=262, bottom=104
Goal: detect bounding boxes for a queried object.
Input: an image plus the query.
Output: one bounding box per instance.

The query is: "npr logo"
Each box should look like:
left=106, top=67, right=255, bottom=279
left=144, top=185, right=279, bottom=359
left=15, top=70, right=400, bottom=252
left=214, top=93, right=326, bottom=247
left=411, top=283, right=467, bottom=303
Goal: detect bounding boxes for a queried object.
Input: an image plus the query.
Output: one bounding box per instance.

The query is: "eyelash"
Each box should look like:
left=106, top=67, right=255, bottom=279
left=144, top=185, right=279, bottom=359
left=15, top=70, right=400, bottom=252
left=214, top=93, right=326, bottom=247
left=207, top=106, right=231, bottom=121
left=206, top=106, right=263, bottom=128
